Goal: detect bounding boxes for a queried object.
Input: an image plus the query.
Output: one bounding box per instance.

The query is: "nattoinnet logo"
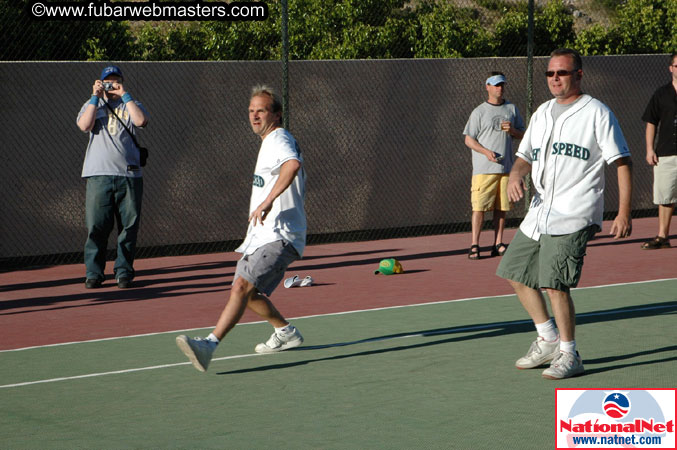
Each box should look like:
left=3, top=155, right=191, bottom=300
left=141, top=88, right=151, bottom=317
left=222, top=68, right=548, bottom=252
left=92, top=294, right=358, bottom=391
left=604, top=392, right=631, bottom=419
left=556, top=389, right=676, bottom=449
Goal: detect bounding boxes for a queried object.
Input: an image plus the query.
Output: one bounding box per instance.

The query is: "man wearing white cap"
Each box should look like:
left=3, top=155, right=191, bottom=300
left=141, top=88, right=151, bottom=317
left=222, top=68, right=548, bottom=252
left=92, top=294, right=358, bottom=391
left=463, top=72, right=525, bottom=260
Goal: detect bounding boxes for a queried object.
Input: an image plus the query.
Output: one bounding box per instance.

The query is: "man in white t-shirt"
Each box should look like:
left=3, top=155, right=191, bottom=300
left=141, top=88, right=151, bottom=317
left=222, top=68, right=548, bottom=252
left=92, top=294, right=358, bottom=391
left=176, top=86, right=306, bottom=372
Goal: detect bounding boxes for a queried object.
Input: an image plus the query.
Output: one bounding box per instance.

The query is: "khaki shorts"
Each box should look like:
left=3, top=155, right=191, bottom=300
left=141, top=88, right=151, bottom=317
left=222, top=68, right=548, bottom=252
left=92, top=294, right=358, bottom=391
left=471, top=174, right=511, bottom=212
left=654, top=155, right=677, bottom=205
left=234, top=240, right=299, bottom=296
left=495, top=226, right=596, bottom=292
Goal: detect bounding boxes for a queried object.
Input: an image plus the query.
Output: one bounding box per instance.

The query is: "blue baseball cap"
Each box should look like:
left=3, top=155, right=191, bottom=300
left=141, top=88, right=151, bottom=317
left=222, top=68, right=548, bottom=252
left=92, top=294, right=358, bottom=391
left=100, top=65, right=123, bottom=80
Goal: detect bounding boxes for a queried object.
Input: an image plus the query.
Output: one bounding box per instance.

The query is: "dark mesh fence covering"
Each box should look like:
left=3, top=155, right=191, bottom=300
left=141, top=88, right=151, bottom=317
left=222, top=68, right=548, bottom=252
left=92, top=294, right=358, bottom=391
left=0, top=55, right=667, bottom=268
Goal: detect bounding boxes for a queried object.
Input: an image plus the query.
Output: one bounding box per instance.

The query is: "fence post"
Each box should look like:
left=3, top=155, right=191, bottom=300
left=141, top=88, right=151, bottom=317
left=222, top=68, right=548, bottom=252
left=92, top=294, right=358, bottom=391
left=524, top=0, right=535, bottom=211
left=281, top=0, right=290, bottom=130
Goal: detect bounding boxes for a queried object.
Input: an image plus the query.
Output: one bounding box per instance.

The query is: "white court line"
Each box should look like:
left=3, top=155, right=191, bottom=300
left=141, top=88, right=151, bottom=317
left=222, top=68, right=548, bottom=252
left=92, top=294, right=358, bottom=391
left=1, top=283, right=676, bottom=390
left=2, top=277, right=675, bottom=354
left=0, top=353, right=262, bottom=389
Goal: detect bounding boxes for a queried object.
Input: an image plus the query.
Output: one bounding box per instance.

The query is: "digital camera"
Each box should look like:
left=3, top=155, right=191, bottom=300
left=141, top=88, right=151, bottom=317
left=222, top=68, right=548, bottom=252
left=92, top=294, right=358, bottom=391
left=102, top=81, right=115, bottom=91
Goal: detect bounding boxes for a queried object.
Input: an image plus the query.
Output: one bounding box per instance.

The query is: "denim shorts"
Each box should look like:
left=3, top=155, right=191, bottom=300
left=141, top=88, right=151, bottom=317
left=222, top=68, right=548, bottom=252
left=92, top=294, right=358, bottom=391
left=496, top=226, right=596, bottom=292
left=234, top=240, right=299, bottom=296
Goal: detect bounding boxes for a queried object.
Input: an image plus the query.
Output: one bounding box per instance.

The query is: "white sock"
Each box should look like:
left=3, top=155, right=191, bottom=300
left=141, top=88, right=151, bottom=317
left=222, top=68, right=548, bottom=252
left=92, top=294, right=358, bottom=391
left=535, top=320, right=558, bottom=342
left=206, top=333, right=220, bottom=345
left=275, top=324, right=292, bottom=334
left=560, top=340, right=576, bottom=354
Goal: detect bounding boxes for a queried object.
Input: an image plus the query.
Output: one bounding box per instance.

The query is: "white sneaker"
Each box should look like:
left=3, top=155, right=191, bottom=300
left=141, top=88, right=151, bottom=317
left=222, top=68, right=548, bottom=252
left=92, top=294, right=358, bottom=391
left=255, top=326, right=304, bottom=353
left=284, top=275, right=301, bottom=288
left=176, top=335, right=216, bottom=372
left=542, top=351, right=584, bottom=380
left=515, top=336, right=560, bottom=369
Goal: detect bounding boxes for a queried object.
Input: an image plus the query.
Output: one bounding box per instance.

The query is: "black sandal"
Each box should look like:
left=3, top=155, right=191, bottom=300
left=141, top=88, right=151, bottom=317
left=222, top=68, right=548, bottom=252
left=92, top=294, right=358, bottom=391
left=641, top=236, right=671, bottom=250
left=468, top=245, right=480, bottom=260
left=491, top=243, right=508, bottom=257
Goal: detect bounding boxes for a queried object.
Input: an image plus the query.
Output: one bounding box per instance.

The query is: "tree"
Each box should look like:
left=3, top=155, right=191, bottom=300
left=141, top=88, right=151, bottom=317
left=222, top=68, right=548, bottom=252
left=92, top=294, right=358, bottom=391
left=413, top=1, right=491, bottom=58
left=494, top=0, right=575, bottom=56
left=613, top=0, right=675, bottom=53
left=2, top=0, right=673, bottom=61
left=0, top=0, right=134, bottom=61
left=575, top=0, right=676, bottom=55
left=133, top=23, right=210, bottom=61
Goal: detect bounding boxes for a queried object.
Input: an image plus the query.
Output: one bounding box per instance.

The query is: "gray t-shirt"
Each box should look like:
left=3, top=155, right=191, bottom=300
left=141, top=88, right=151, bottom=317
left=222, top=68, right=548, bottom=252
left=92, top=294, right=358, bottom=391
left=78, top=98, right=149, bottom=178
left=544, top=96, right=582, bottom=165
left=463, top=101, right=525, bottom=175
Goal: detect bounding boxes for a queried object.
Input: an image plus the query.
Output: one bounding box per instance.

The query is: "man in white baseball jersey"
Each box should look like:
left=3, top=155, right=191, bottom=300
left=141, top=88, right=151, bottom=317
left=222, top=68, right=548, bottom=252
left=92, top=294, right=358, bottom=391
left=176, top=85, right=306, bottom=372
left=496, top=48, right=633, bottom=379
left=463, top=71, right=525, bottom=260
left=640, top=51, right=677, bottom=250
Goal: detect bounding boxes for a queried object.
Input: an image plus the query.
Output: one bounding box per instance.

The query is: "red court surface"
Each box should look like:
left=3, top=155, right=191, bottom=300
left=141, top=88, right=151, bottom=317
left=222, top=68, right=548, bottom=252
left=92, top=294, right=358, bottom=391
left=1, top=217, right=675, bottom=351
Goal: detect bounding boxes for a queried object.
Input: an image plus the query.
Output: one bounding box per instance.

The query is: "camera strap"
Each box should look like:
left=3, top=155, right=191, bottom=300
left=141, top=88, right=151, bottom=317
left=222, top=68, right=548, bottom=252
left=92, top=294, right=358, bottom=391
left=102, top=99, right=141, bottom=150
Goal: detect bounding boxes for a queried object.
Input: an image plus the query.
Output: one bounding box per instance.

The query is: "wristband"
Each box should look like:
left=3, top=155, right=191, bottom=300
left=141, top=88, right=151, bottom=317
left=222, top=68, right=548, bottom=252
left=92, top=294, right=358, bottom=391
left=121, top=93, right=133, bottom=103
left=89, top=95, right=99, bottom=106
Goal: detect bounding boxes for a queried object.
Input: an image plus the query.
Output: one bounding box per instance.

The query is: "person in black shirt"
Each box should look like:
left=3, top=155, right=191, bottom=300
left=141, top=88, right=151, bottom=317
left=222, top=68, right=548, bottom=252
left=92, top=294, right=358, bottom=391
left=640, top=52, right=677, bottom=250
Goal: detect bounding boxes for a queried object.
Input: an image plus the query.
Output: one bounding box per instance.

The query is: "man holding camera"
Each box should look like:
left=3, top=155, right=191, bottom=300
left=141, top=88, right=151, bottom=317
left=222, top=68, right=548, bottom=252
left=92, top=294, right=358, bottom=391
left=76, top=65, right=149, bottom=289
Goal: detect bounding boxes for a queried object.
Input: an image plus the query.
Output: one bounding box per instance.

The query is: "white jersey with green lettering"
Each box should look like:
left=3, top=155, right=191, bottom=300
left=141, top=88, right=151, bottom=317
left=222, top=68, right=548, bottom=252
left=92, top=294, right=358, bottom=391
left=516, top=94, right=630, bottom=240
left=236, top=128, right=307, bottom=257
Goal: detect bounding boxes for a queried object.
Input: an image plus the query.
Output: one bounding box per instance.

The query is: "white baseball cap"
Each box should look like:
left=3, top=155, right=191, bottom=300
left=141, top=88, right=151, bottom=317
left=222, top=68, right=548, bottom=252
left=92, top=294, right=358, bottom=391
left=486, top=74, right=506, bottom=85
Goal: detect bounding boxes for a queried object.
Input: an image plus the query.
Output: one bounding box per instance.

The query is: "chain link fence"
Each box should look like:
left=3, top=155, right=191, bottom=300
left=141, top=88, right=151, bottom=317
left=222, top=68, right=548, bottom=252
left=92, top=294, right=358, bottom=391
left=1, top=0, right=674, bottom=269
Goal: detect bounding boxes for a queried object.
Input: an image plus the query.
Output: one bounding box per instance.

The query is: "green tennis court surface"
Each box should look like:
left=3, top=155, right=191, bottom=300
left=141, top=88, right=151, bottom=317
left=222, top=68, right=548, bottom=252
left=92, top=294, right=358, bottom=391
left=2, top=279, right=676, bottom=449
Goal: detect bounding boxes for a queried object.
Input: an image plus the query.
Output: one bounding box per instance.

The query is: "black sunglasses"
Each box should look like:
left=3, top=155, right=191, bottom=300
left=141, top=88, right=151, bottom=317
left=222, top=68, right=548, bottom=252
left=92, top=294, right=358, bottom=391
left=545, top=69, right=578, bottom=77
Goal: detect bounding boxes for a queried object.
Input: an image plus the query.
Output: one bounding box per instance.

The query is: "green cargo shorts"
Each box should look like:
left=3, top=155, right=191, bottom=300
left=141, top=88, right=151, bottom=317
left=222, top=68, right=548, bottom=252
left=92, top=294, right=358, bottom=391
left=496, top=226, right=597, bottom=292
